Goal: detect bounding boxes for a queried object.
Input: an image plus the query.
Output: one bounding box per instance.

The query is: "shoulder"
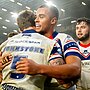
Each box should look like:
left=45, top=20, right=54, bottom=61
left=56, top=33, right=74, bottom=40
left=56, top=33, right=68, bottom=38
left=35, top=33, right=56, bottom=43
left=54, top=33, right=76, bottom=44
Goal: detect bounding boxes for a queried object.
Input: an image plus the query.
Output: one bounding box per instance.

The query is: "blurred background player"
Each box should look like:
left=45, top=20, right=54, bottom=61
left=0, top=32, right=18, bottom=50
left=76, top=17, right=90, bottom=90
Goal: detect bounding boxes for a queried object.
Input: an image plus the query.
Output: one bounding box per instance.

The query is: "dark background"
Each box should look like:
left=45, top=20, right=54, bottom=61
left=0, top=0, right=90, bottom=44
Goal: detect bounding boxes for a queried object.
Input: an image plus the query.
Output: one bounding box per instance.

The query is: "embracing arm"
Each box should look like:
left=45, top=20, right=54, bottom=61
left=36, top=55, right=81, bottom=80
left=16, top=55, right=81, bottom=80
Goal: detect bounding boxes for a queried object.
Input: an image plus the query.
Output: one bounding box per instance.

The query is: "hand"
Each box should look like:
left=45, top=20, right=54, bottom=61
left=16, top=58, right=39, bottom=75
left=2, top=52, right=13, bottom=63
left=57, top=79, right=76, bottom=89
left=2, top=52, right=13, bottom=69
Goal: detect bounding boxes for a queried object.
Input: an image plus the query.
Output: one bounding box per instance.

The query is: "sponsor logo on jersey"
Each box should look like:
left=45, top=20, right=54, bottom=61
left=10, top=39, right=41, bottom=45
left=3, top=46, right=45, bottom=54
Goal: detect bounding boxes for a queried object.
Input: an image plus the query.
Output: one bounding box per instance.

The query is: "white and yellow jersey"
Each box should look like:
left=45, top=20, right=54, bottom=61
left=1, top=30, right=61, bottom=90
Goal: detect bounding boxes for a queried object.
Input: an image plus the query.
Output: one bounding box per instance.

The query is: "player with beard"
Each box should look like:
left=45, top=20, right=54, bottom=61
left=76, top=17, right=90, bottom=90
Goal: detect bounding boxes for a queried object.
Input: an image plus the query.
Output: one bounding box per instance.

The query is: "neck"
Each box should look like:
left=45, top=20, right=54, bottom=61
left=23, top=26, right=36, bottom=31
left=80, top=37, right=90, bottom=45
left=44, top=27, right=54, bottom=38
left=44, top=31, right=53, bottom=38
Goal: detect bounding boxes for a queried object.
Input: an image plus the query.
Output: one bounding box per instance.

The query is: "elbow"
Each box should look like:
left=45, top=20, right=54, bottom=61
left=71, top=63, right=81, bottom=80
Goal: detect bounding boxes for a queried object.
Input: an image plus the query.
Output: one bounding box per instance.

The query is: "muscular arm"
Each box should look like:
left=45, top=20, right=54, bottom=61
left=16, top=55, right=81, bottom=80
left=37, top=55, right=81, bottom=80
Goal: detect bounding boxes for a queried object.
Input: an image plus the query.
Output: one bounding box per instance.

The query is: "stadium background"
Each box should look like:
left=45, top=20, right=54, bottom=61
left=0, top=0, right=90, bottom=44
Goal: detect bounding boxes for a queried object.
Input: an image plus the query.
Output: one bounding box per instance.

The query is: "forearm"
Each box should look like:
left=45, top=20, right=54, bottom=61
left=16, top=57, right=81, bottom=80
left=37, top=62, right=80, bottom=80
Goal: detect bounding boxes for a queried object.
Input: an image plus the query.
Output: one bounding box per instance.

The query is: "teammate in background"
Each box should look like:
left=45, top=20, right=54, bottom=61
left=0, top=32, right=18, bottom=50
left=15, top=4, right=81, bottom=90
left=0, top=10, right=62, bottom=90
left=76, top=17, right=90, bottom=90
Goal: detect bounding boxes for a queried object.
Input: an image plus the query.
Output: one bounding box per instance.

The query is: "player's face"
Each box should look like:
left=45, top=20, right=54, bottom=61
left=76, top=21, right=90, bottom=41
left=35, top=7, right=53, bottom=36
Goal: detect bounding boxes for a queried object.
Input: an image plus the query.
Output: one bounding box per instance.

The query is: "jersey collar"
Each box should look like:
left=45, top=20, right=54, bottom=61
left=79, top=42, right=90, bottom=48
left=22, top=29, right=37, bottom=33
left=48, top=31, right=58, bottom=39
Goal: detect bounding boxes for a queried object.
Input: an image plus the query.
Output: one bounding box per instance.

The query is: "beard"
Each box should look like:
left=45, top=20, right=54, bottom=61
left=77, top=32, right=89, bottom=41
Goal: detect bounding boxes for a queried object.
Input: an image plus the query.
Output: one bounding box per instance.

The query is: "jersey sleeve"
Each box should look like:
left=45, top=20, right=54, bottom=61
left=63, top=35, right=80, bottom=58
left=48, top=42, right=63, bottom=62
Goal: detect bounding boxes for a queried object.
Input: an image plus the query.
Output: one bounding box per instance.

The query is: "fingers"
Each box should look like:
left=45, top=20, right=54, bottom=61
left=16, top=65, right=29, bottom=74
left=16, top=63, right=27, bottom=69
left=0, top=52, right=2, bottom=63
left=3, top=61, right=11, bottom=69
left=16, top=58, right=29, bottom=74
left=7, top=55, right=13, bottom=61
left=16, top=58, right=27, bottom=66
left=2, top=52, right=13, bottom=65
left=0, top=56, right=3, bottom=71
left=15, top=58, right=38, bottom=75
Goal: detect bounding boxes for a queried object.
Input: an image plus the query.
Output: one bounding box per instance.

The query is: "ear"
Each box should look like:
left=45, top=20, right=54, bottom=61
left=51, top=17, right=57, bottom=25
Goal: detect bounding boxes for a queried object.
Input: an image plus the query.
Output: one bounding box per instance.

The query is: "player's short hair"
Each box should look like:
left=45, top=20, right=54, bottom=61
left=38, top=4, right=59, bottom=20
left=76, top=17, right=90, bottom=25
left=17, top=10, right=36, bottom=31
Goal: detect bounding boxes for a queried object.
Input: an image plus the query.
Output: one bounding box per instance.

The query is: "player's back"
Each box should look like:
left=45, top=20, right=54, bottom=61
left=1, top=31, right=55, bottom=90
